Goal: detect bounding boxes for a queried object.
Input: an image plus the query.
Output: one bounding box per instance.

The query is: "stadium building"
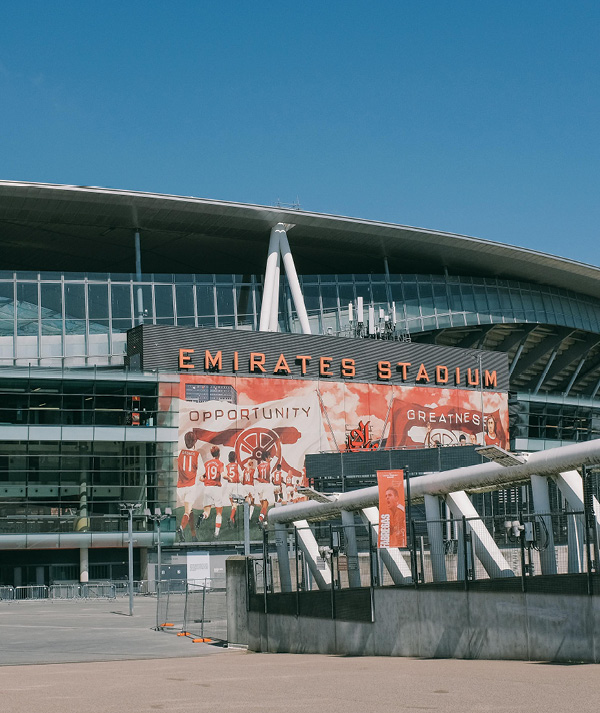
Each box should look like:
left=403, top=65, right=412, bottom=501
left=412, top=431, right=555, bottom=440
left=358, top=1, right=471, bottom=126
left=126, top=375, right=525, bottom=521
left=1, top=180, right=599, bottom=587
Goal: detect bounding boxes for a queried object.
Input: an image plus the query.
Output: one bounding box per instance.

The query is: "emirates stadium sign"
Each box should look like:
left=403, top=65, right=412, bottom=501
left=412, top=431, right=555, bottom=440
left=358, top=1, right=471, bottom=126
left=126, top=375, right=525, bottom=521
left=127, top=324, right=508, bottom=392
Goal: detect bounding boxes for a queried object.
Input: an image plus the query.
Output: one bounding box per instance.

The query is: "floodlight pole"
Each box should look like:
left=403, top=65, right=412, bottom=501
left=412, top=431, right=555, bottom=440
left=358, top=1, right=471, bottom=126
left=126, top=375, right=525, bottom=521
left=144, top=507, right=173, bottom=630
left=120, top=503, right=140, bottom=616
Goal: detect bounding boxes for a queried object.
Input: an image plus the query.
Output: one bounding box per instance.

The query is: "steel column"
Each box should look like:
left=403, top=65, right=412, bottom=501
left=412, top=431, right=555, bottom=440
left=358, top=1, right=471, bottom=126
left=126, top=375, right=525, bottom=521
left=529, top=474, right=557, bottom=575
left=259, top=224, right=282, bottom=331
left=340, top=510, right=362, bottom=588
left=424, top=494, right=447, bottom=582
left=274, top=523, right=293, bottom=592
left=134, top=230, right=144, bottom=325
left=280, top=228, right=311, bottom=335
left=360, top=507, right=412, bottom=584
left=445, top=491, right=515, bottom=578
left=293, top=519, right=331, bottom=590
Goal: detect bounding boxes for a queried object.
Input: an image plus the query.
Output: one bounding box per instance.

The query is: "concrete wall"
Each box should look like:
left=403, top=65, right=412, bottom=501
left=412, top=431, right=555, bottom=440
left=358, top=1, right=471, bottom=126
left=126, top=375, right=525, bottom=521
left=226, top=556, right=250, bottom=647
left=243, top=586, right=600, bottom=662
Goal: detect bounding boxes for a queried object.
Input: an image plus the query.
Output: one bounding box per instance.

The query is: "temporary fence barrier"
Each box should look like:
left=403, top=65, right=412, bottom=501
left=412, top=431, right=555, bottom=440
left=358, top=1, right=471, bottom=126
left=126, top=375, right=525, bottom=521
left=0, top=586, right=14, bottom=600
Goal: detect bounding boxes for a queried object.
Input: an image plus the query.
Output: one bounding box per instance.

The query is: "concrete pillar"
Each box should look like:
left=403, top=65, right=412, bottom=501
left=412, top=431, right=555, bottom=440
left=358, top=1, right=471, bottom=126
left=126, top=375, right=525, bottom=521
left=530, top=474, right=557, bottom=575
left=225, top=556, right=249, bottom=647
left=280, top=228, right=312, bottom=335
left=76, top=473, right=89, bottom=532
left=293, top=519, right=331, bottom=590
left=360, top=507, right=412, bottom=584
left=274, top=523, right=292, bottom=592
left=445, top=491, right=515, bottom=578
left=341, top=510, right=362, bottom=588
left=424, top=494, right=447, bottom=582
left=259, top=225, right=283, bottom=331
left=79, top=547, right=89, bottom=583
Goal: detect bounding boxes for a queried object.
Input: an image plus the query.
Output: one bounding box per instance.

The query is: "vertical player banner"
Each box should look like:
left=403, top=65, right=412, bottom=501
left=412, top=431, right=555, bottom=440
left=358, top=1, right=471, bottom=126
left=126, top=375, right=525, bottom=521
left=377, top=470, right=407, bottom=549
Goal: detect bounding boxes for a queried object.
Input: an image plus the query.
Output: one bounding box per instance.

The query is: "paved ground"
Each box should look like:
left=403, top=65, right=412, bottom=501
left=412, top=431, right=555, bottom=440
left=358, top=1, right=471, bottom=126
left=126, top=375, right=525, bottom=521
left=0, top=596, right=220, bottom=666
left=2, top=598, right=600, bottom=712
left=3, top=652, right=600, bottom=713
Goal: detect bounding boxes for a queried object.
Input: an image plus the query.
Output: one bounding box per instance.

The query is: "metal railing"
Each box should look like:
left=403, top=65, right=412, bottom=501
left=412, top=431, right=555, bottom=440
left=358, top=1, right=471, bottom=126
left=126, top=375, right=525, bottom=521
left=252, top=505, right=600, bottom=620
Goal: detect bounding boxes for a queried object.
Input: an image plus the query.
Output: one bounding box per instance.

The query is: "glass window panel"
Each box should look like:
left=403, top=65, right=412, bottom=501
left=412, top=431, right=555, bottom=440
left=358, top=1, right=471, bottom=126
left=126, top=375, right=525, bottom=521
left=0, top=282, right=14, bottom=318
left=418, top=282, right=434, bottom=316
left=473, top=286, right=489, bottom=312
left=389, top=282, right=404, bottom=304
left=0, top=320, right=13, bottom=336
left=302, top=284, right=321, bottom=313
left=41, top=320, right=62, bottom=335
left=154, top=285, right=174, bottom=318
left=175, top=285, right=195, bottom=318
left=111, top=319, right=132, bottom=333
left=40, top=283, right=62, bottom=318
left=17, top=320, right=38, bottom=336
left=176, top=316, right=195, bottom=327
left=337, top=283, right=355, bottom=307
left=235, top=285, right=253, bottom=318
left=215, top=285, right=234, bottom=315
left=110, top=284, right=132, bottom=320
left=196, top=285, right=215, bottom=317
left=17, top=282, right=38, bottom=319
left=403, top=282, right=420, bottom=319
left=460, top=285, right=476, bottom=312
left=320, top=284, right=338, bottom=311
left=88, top=285, right=108, bottom=320
left=370, top=283, right=387, bottom=304
left=64, top=284, right=85, bottom=320
left=433, top=283, right=449, bottom=312
left=64, top=319, right=86, bottom=335
left=448, top=284, right=462, bottom=311
left=486, top=288, right=501, bottom=311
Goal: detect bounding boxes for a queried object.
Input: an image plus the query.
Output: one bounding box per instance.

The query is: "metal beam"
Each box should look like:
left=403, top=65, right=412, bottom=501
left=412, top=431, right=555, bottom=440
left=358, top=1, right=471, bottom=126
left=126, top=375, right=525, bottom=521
left=494, top=324, right=538, bottom=355
left=445, top=491, right=515, bottom=578
left=424, top=494, right=447, bottom=582
left=259, top=225, right=282, bottom=331
left=510, top=329, right=574, bottom=382
left=453, top=325, right=496, bottom=350
left=280, top=228, right=312, bottom=335
left=360, top=507, right=412, bottom=584
left=293, top=519, right=331, bottom=590
left=565, top=356, right=587, bottom=396
left=529, top=475, right=557, bottom=575
left=541, top=335, right=600, bottom=386
left=274, top=523, right=293, bottom=592
left=269, top=439, right=600, bottom=525
left=533, top=347, right=560, bottom=394
left=341, top=510, right=362, bottom=588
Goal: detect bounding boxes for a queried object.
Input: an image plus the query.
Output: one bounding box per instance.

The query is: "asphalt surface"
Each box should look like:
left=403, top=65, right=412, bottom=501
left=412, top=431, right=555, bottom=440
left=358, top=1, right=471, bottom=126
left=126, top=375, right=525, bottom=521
left=2, top=597, right=600, bottom=712
left=0, top=596, right=220, bottom=666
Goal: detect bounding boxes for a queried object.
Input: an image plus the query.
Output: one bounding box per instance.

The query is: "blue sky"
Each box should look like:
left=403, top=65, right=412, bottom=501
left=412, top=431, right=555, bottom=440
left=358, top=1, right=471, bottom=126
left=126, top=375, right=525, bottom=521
left=1, top=2, right=598, bottom=265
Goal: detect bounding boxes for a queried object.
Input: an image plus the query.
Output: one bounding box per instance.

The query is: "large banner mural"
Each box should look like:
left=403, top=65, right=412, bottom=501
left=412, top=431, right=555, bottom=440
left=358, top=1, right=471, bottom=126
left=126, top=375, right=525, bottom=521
left=175, top=373, right=508, bottom=542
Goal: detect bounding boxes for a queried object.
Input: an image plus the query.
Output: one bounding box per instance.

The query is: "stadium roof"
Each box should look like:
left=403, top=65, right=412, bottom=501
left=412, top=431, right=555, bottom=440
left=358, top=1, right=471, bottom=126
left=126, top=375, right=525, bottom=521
left=0, top=180, right=598, bottom=298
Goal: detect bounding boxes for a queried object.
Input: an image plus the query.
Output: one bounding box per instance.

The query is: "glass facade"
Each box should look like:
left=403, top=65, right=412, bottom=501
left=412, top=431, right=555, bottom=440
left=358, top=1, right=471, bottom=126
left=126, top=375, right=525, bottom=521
left=0, top=372, right=177, bottom=536
left=1, top=271, right=600, bottom=367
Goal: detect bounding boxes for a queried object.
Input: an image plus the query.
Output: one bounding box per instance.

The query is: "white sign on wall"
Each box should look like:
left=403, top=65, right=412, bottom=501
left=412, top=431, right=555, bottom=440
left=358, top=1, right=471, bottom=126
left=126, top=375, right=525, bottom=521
left=187, top=551, right=211, bottom=586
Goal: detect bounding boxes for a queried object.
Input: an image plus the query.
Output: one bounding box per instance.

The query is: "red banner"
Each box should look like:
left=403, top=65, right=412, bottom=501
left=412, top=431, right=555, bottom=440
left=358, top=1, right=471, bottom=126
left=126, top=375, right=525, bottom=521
left=377, top=470, right=406, bottom=548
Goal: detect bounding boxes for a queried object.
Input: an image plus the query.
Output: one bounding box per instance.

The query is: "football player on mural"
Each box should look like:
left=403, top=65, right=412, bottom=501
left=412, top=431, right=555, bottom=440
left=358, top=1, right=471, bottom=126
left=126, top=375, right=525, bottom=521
left=200, top=445, right=226, bottom=538
left=176, top=431, right=202, bottom=542
left=224, top=450, right=242, bottom=527
left=256, top=451, right=275, bottom=524
left=241, top=457, right=258, bottom=519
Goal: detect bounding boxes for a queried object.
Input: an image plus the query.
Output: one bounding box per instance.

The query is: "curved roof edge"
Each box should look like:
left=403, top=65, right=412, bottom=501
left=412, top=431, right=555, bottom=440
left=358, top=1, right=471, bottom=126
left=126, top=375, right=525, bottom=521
left=0, top=180, right=598, bottom=298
